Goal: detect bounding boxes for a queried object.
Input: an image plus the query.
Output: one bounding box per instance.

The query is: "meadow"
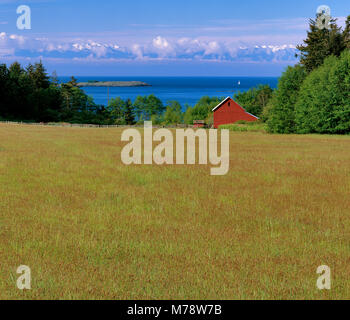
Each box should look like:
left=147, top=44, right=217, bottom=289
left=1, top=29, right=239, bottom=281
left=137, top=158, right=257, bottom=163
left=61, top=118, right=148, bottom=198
left=0, top=123, right=350, bottom=300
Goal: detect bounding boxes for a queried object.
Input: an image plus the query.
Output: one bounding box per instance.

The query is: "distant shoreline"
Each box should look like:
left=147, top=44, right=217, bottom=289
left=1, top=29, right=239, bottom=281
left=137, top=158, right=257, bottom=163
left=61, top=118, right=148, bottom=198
left=77, top=81, right=151, bottom=87
left=74, top=76, right=279, bottom=107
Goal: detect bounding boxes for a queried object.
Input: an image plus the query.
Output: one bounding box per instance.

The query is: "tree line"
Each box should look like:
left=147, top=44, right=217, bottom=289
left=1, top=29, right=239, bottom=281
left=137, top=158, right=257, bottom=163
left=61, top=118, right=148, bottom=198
left=265, top=14, right=350, bottom=134
left=0, top=60, right=222, bottom=125
left=0, top=62, right=109, bottom=124
left=0, top=61, right=242, bottom=126
left=0, top=60, right=273, bottom=127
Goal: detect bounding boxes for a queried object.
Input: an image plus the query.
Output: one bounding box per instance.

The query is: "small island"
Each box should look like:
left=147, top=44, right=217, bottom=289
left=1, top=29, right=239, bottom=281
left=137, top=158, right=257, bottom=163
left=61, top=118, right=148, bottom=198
left=77, top=81, right=151, bottom=87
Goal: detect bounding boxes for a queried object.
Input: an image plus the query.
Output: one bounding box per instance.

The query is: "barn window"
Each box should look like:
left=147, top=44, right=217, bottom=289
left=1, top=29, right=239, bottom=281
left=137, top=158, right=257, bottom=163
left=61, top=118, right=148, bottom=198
left=228, top=102, right=231, bottom=107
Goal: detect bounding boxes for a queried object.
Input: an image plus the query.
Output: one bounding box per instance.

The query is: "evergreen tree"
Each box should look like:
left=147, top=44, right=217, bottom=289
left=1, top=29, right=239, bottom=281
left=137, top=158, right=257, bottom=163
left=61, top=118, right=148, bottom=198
left=124, top=99, right=135, bottom=125
left=9, top=61, right=23, bottom=79
left=50, top=71, right=60, bottom=87
left=26, top=61, right=50, bottom=89
left=0, top=64, right=10, bottom=118
left=134, top=96, right=147, bottom=121
left=8, top=62, right=33, bottom=120
left=60, top=76, right=95, bottom=120
left=69, top=76, right=78, bottom=87
left=344, top=15, right=350, bottom=49
left=297, top=15, right=345, bottom=72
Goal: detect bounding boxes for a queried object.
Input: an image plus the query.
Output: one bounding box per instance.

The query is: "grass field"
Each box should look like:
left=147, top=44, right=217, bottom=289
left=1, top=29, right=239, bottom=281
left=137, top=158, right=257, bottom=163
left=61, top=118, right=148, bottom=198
left=1, top=123, right=350, bottom=300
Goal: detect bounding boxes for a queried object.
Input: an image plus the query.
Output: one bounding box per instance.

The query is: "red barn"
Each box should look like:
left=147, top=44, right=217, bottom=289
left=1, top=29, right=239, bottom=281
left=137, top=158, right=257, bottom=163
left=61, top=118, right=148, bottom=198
left=212, top=97, right=259, bottom=129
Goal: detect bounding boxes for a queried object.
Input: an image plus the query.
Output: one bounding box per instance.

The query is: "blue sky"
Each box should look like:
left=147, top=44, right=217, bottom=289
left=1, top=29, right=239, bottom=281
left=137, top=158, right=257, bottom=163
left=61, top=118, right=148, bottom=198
left=0, top=0, right=349, bottom=76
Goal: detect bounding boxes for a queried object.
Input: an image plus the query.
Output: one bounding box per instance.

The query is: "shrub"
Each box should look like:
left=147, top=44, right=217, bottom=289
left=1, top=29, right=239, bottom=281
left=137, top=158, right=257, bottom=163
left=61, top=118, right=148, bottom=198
left=267, top=65, right=307, bottom=134
left=219, top=122, right=267, bottom=133
left=295, top=51, right=350, bottom=134
left=184, top=96, right=223, bottom=125
left=234, top=84, right=273, bottom=118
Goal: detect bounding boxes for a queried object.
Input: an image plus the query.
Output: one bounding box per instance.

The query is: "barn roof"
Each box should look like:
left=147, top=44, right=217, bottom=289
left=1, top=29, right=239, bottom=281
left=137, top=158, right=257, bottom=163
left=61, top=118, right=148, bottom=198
left=245, top=111, right=259, bottom=119
left=212, top=96, right=259, bottom=119
left=212, top=97, right=231, bottom=112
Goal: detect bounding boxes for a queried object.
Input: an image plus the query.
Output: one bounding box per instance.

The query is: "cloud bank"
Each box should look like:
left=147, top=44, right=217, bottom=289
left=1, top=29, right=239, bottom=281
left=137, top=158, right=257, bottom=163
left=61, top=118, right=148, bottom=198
left=0, top=32, right=298, bottom=64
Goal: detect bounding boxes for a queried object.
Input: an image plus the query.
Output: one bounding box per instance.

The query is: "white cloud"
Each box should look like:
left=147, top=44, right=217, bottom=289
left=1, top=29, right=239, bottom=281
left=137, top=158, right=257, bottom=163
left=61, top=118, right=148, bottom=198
left=9, top=34, right=25, bottom=44
left=152, top=36, right=170, bottom=49
left=0, top=32, right=299, bottom=63
left=204, top=41, right=221, bottom=55
left=131, top=44, right=143, bottom=59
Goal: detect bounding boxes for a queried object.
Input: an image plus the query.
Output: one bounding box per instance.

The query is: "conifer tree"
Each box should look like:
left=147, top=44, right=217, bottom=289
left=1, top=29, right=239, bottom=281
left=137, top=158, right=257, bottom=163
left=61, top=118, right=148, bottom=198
left=124, top=99, right=136, bottom=125
left=344, top=15, right=350, bottom=49
left=26, top=60, right=50, bottom=89
left=297, top=15, right=345, bottom=72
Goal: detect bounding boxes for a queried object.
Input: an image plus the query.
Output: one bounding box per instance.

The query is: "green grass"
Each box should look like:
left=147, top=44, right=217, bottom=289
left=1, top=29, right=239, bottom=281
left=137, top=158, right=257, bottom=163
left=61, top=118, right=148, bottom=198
left=0, top=123, right=350, bottom=300
left=219, top=121, right=267, bottom=133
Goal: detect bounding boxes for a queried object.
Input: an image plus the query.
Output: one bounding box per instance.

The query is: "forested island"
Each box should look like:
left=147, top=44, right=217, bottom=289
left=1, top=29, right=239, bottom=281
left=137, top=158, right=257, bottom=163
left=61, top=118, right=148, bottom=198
left=77, top=81, right=151, bottom=87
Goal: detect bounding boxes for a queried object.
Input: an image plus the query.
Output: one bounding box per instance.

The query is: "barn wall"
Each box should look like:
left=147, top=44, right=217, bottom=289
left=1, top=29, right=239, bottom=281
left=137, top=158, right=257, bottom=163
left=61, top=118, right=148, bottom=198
left=213, top=99, right=258, bottom=128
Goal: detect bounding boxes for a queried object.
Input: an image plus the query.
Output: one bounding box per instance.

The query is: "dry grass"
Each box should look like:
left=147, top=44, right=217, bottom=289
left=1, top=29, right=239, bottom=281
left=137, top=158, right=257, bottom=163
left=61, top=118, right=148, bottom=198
left=0, top=123, right=350, bottom=300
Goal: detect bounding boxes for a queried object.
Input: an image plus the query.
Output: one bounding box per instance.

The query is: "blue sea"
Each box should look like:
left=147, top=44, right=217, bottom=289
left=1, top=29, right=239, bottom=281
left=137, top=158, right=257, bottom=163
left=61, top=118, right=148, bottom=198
left=58, top=76, right=279, bottom=110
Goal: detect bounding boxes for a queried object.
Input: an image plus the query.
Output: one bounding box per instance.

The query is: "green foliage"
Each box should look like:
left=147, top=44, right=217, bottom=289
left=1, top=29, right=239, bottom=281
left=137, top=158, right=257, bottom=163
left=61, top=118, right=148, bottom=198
left=219, top=121, right=267, bottom=133
left=0, top=61, right=63, bottom=122
left=134, top=94, right=165, bottom=120
left=260, top=98, right=274, bottom=123
left=108, top=97, right=127, bottom=125
left=266, top=12, right=350, bottom=135
left=147, top=94, right=165, bottom=117
left=133, top=96, right=147, bottom=121
left=234, top=84, right=273, bottom=118
left=60, top=76, right=102, bottom=123
left=295, top=51, right=350, bottom=134
left=164, top=101, right=183, bottom=125
left=267, top=65, right=307, bottom=134
left=183, top=105, right=193, bottom=125
left=26, top=61, right=51, bottom=89
left=150, top=114, right=163, bottom=125
left=345, top=16, right=350, bottom=49
left=107, top=97, right=136, bottom=125
left=297, top=16, right=346, bottom=73
left=205, top=113, right=214, bottom=128
left=184, top=96, right=222, bottom=125
left=0, top=62, right=110, bottom=124
left=124, top=99, right=136, bottom=125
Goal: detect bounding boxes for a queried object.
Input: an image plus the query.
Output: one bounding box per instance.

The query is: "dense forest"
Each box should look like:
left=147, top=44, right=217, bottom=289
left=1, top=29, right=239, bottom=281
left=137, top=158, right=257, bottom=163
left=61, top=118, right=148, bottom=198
left=1, top=12, right=350, bottom=133
left=266, top=15, right=350, bottom=134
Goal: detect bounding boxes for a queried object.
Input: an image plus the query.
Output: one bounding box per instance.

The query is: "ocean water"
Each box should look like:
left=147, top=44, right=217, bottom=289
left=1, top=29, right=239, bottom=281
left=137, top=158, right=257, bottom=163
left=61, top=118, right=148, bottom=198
left=58, top=76, right=279, bottom=110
